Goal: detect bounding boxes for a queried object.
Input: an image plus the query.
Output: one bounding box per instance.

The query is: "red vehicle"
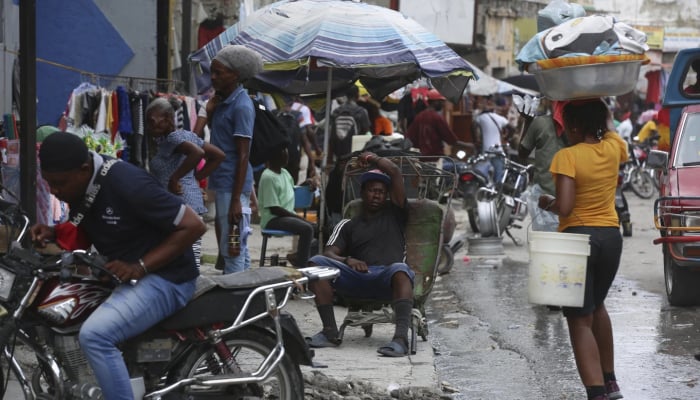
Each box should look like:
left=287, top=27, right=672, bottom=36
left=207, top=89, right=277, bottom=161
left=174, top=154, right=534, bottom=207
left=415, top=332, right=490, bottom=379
left=650, top=48, right=700, bottom=305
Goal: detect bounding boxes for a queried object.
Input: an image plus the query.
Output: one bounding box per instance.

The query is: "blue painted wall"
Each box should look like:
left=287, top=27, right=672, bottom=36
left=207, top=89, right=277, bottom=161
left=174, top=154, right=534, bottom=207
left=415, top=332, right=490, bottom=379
left=2, top=1, right=158, bottom=124
left=35, top=0, right=135, bottom=125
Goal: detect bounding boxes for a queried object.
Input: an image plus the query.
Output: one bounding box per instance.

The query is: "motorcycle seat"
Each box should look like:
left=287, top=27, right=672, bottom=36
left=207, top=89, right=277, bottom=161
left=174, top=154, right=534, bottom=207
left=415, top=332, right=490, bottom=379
left=158, top=267, right=301, bottom=331
left=159, top=286, right=288, bottom=331
left=193, top=266, right=304, bottom=298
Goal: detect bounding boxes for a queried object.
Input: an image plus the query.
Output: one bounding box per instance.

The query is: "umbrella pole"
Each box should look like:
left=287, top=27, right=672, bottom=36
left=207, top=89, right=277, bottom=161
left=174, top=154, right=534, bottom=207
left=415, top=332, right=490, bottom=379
left=318, top=68, right=333, bottom=254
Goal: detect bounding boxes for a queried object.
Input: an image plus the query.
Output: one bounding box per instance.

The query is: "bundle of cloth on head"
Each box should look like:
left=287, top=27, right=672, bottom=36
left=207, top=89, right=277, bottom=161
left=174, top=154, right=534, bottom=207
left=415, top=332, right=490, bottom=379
left=516, top=13, right=649, bottom=73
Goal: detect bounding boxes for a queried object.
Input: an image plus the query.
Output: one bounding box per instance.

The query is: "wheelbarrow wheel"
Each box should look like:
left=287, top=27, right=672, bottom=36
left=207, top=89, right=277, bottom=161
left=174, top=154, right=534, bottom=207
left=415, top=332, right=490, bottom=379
left=437, top=243, right=454, bottom=275
left=413, top=306, right=429, bottom=341
left=418, top=324, right=429, bottom=341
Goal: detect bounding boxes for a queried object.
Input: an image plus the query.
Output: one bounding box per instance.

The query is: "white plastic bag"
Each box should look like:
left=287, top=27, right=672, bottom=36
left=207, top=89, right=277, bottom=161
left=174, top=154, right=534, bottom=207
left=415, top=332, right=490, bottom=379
left=537, top=0, right=586, bottom=32
left=526, top=184, right=559, bottom=232
left=512, top=94, right=541, bottom=117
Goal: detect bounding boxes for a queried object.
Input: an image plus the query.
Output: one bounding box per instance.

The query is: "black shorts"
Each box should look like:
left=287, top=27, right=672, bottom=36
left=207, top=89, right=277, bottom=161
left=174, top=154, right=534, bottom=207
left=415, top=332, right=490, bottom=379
left=561, top=226, right=622, bottom=317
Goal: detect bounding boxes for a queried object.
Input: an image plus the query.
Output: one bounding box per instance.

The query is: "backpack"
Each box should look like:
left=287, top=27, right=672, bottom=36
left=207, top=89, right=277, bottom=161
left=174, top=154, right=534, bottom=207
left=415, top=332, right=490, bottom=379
left=250, top=100, right=291, bottom=166
left=330, top=110, right=358, bottom=158
left=274, top=109, right=302, bottom=163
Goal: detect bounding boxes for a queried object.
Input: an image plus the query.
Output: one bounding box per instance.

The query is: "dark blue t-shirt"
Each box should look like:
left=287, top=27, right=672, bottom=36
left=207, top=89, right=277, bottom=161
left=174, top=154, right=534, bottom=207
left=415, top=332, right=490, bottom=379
left=72, top=154, right=198, bottom=283
left=329, top=202, right=407, bottom=266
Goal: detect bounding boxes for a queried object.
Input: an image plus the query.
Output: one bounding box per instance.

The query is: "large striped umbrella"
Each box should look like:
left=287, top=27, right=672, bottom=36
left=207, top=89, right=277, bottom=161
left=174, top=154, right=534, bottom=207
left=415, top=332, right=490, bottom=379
left=188, top=0, right=477, bottom=104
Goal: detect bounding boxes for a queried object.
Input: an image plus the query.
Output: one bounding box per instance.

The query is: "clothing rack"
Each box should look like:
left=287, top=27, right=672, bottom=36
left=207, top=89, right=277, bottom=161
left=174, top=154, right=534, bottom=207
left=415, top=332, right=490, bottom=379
left=3, top=48, right=186, bottom=93
left=79, top=72, right=184, bottom=93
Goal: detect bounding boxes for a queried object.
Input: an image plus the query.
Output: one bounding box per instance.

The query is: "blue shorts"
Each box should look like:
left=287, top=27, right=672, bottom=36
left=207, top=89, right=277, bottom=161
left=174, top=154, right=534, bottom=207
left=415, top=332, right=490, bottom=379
left=561, top=226, right=622, bottom=318
left=309, top=255, right=415, bottom=301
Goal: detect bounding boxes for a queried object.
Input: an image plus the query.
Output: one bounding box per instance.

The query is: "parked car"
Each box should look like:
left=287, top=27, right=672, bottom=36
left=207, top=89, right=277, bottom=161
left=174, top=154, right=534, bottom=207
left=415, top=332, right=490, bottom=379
left=649, top=48, right=700, bottom=306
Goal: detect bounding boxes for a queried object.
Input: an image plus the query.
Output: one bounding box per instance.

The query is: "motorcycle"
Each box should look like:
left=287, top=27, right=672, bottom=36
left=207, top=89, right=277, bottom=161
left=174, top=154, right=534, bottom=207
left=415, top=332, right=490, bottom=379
left=623, top=137, right=659, bottom=199
left=447, top=150, right=492, bottom=233
left=0, top=197, right=339, bottom=400
left=471, top=149, right=532, bottom=244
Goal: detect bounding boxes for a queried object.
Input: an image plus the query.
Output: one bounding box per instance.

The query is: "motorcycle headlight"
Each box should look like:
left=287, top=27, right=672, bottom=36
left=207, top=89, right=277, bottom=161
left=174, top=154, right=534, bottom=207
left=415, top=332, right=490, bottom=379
left=0, top=266, right=16, bottom=301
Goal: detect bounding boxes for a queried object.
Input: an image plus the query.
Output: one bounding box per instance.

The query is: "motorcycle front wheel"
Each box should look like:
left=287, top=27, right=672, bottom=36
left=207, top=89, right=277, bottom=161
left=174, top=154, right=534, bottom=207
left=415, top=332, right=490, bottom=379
left=168, top=328, right=304, bottom=400
left=629, top=167, right=656, bottom=199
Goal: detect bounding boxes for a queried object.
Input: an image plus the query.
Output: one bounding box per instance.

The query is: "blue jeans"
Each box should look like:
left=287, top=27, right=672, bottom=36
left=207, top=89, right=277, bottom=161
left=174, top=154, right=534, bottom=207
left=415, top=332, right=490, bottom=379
left=491, top=157, right=505, bottom=185
left=79, top=274, right=196, bottom=400
left=216, top=191, right=252, bottom=274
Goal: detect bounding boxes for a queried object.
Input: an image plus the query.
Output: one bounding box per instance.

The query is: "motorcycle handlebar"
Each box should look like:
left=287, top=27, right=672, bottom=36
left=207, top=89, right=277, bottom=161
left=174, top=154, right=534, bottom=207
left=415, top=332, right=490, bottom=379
left=504, top=158, right=533, bottom=173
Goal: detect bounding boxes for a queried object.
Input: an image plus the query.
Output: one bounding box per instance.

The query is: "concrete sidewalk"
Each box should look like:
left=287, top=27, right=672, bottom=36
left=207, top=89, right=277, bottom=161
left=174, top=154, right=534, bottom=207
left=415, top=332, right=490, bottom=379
left=199, top=219, right=440, bottom=393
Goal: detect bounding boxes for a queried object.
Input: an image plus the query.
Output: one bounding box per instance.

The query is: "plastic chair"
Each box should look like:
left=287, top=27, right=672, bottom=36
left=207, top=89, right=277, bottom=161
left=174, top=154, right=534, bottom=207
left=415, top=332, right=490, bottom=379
left=259, top=186, right=315, bottom=266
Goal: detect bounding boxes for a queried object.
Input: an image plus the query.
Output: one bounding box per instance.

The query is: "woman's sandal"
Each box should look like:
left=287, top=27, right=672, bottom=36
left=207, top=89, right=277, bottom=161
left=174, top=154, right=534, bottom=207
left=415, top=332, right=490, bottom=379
left=377, top=339, right=408, bottom=357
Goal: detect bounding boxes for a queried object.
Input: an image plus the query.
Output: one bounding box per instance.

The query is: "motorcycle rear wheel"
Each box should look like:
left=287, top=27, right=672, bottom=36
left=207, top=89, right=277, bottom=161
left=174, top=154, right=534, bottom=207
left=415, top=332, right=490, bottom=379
left=168, top=328, right=304, bottom=400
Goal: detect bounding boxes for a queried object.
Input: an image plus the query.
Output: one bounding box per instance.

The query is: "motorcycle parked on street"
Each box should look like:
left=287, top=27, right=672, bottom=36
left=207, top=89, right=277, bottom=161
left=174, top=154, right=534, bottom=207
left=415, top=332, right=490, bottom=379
left=472, top=149, right=532, bottom=244
left=0, top=196, right=339, bottom=400
left=443, top=150, right=492, bottom=233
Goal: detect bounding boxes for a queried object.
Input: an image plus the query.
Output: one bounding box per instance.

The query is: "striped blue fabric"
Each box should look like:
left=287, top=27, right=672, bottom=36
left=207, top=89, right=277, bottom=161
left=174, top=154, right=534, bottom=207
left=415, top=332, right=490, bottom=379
left=189, top=0, right=478, bottom=102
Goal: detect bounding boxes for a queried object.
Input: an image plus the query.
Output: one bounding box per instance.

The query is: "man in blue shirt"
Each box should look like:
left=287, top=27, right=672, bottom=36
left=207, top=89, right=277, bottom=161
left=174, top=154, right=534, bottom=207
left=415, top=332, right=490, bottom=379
left=207, top=45, right=263, bottom=273
left=30, top=132, right=206, bottom=400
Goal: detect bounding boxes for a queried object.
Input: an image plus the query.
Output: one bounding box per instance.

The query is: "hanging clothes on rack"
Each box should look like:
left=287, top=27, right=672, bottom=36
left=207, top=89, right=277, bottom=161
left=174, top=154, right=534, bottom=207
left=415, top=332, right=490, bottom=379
left=61, top=77, right=199, bottom=173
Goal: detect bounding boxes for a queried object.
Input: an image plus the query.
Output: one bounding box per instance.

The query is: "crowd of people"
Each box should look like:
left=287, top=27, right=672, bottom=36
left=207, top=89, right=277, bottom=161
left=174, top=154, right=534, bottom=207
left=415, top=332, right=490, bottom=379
left=29, top=39, right=677, bottom=399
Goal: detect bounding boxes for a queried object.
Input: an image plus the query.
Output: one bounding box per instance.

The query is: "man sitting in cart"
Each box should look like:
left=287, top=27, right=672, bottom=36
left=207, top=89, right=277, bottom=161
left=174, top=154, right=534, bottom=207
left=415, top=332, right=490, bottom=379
left=305, top=151, right=415, bottom=357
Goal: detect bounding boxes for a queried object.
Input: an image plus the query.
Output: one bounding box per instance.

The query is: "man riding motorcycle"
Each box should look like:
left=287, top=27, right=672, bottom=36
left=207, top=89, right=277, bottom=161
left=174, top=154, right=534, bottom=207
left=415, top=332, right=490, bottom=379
left=30, top=132, right=206, bottom=400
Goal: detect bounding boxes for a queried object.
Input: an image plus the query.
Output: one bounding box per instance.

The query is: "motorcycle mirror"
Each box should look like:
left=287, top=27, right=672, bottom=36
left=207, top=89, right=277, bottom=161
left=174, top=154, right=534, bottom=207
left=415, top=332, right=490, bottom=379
left=646, top=149, right=668, bottom=170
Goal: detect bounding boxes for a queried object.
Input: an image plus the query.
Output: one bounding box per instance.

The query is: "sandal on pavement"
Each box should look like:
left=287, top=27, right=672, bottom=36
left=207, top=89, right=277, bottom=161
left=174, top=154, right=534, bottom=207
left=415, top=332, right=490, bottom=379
left=305, top=332, right=341, bottom=348
left=377, top=339, right=408, bottom=357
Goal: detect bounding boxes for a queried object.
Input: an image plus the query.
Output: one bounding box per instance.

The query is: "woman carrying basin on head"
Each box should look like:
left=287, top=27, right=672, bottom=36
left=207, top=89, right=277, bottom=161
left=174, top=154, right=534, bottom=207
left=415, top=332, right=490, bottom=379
left=537, top=99, right=628, bottom=400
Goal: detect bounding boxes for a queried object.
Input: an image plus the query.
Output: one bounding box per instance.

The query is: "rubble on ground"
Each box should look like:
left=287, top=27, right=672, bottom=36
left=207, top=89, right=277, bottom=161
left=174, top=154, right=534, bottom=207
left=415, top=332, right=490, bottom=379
left=303, top=370, right=453, bottom=400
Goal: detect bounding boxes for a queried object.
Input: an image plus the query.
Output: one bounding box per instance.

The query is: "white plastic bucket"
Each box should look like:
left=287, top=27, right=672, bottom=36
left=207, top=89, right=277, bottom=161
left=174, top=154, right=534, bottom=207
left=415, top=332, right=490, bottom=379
left=528, top=230, right=590, bottom=307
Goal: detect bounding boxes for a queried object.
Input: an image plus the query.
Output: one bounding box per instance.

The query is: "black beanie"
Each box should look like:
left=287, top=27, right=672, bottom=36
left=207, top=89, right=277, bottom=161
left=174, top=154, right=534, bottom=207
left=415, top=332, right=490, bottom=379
left=39, top=132, right=89, bottom=172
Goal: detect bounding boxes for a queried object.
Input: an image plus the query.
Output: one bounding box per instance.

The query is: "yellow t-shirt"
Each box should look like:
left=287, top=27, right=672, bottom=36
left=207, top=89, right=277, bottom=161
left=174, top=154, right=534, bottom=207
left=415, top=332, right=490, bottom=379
left=550, top=132, right=628, bottom=231
left=637, top=120, right=671, bottom=151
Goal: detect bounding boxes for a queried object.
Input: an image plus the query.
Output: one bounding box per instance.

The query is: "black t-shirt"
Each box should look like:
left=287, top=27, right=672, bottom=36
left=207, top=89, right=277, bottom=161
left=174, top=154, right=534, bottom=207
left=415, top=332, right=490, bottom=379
left=73, top=154, right=198, bottom=283
left=329, top=202, right=407, bottom=266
